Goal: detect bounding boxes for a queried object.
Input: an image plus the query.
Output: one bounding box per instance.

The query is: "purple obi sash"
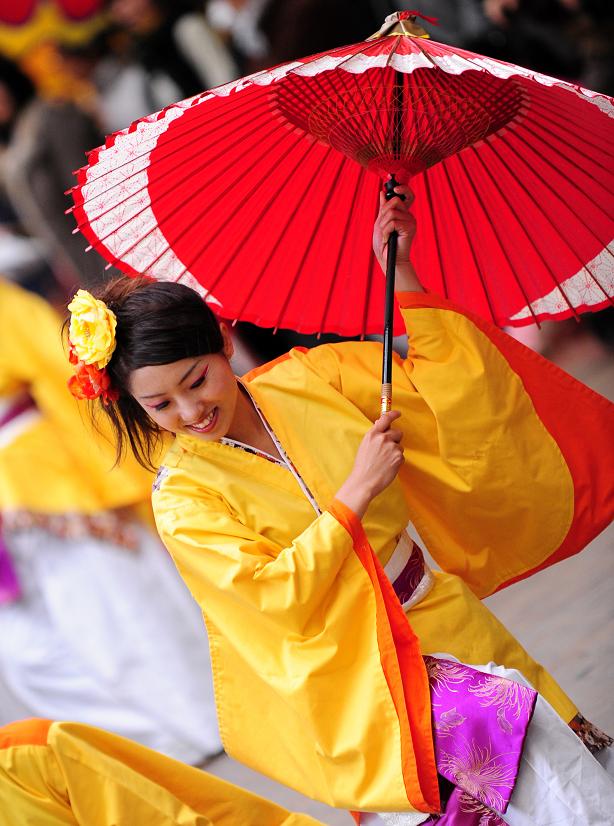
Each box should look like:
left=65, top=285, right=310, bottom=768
left=425, top=656, right=537, bottom=823
left=0, top=393, right=38, bottom=605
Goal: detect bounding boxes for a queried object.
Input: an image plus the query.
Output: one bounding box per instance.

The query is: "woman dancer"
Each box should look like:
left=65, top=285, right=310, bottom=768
left=0, top=278, right=221, bottom=764
left=65, top=188, right=614, bottom=821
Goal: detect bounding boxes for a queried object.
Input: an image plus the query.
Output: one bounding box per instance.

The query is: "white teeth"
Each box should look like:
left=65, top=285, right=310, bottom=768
left=190, top=408, right=215, bottom=430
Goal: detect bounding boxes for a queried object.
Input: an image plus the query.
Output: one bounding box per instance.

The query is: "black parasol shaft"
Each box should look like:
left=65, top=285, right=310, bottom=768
left=381, top=181, right=399, bottom=414
left=380, top=70, right=405, bottom=415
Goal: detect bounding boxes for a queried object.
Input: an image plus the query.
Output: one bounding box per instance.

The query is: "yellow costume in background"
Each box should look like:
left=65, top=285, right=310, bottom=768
left=153, top=292, right=614, bottom=812
left=0, top=280, right=220, bottom=762
left=0, top=277, right=153, bottom=517
left=0, top=718, right=321, bottom=826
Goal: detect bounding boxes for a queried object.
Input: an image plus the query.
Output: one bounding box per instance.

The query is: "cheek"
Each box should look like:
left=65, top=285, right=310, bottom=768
left=144, top=407, right=174, bottom=431
left=222, top=375, right=238, bottom=408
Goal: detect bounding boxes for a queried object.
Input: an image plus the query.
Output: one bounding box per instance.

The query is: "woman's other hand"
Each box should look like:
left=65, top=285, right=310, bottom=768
left=335, top=411, right=404, bottom=518
left=372, top=182, right=423, bottom=293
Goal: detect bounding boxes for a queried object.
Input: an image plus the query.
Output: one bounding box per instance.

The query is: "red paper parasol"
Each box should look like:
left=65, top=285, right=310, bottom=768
left=69, top=11, right=614, bottom=355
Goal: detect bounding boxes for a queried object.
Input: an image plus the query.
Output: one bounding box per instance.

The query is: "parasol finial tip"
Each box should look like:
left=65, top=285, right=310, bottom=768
left=367, top=10, right=433, bottom=40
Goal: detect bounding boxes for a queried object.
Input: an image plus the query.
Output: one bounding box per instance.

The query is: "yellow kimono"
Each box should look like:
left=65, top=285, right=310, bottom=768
left=0, top=718, right=321, bottom=826
left=153, top=292, right=614, bottom=813
left=0, top=278, right=154, bottom=517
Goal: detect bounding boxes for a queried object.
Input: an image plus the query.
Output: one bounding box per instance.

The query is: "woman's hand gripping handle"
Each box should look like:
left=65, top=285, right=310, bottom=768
left=335, top=411, right=404, bottom=519
left=372, top=182, right=423, bottom=294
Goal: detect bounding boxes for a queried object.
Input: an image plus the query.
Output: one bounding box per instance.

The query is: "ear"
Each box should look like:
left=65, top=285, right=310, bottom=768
left=219, top=322, right=234, bottom=360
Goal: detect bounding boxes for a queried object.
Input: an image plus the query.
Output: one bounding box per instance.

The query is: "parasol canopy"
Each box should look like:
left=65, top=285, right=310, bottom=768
left=69, top=10, right=614, bottom=337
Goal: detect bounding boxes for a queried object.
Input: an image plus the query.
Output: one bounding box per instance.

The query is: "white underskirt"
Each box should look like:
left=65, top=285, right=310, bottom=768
left=0, top=523, right=221, bottom=764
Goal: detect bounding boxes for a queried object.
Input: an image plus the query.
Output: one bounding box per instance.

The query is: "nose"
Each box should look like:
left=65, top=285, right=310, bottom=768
left=177, top=399, right=204, bottom=427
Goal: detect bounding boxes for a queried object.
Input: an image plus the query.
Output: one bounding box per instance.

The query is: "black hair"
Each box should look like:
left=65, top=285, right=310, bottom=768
left=69, top=276, right=224, bottom=469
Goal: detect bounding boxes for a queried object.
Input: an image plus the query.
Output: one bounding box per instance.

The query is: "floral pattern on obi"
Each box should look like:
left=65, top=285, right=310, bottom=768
left=424, top=657, right=537, bottom=822
left=428, top=787, right=507, bottom=824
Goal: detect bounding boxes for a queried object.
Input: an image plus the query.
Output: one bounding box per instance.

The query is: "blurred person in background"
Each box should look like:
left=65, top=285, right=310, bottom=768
left=105, top=0, right=238, bottom=112
left=254, top=0, right=379, bottom=70
left=481, top=0, right=613, bottom=92
left=205, top=0, right=380, bottom=73
left=392, top=0, right=491, bottom=47
left=0, top=190, right=55, bottom=297
left=0, top=278, right=222, bottom=765
left=0, top=54, right=110, bottom=291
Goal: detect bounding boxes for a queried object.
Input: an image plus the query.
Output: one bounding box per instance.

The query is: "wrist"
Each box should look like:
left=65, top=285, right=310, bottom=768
left=394, top=261, right=423, bottom=293
left=335, top=475, right=373, bottom=520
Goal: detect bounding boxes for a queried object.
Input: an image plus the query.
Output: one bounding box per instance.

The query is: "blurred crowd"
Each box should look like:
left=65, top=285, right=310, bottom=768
left=0, top=0, right=612, bottom=747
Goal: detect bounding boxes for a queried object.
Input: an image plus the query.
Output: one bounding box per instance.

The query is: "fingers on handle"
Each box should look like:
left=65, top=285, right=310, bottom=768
left=381, top=182, right=415, bottom=203
left=373, top=410, right=401, bottom=431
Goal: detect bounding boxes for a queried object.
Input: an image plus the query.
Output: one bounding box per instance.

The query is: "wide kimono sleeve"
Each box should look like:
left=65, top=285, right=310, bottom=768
left=152, top=462, right=440, bottom=814
left=0, top=718, right=325, bottom=826
left=155, top=486, right=355, bottom=633
left=299, top=291, right=614, bottom=599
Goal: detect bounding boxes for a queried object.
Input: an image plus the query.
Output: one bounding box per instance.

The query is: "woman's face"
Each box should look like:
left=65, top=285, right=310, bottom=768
left=128, top=325, right=239, bottom=441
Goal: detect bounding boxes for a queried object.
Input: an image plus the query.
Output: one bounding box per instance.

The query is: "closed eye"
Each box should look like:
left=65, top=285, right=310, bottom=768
left=154, top=400, right=169, bottom=411
left=190, top=366, right=209, bottom=390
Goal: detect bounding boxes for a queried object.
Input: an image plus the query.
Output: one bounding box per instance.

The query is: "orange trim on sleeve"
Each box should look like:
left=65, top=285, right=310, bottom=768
left=0, top=718, right=52, bottom=750
left=329, top=500, right=439, bottom=814
left=328, top=498, right=363, bottom=538
left=397, top=292, right=614, bottom=589
left=395, top=290, right=435, bottom=309
left=242, top=347, right=308, bottom=382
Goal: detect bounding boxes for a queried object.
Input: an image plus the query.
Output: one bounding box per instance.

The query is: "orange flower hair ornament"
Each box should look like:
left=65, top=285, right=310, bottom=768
left=66, top=290, right=119, bottom=405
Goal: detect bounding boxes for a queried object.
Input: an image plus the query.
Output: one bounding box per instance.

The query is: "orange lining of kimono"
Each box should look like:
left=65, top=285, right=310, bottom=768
left=0, top=718, right=52, bottom=749
left=397, top=291, right=614, bottom=591
left=329, top=499, right=439, bottom=814
left=242, top=347, right=308, bottom=382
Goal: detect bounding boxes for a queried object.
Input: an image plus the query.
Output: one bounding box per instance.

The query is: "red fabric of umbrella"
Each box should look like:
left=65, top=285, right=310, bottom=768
left=69, top=11, right=614, bottom=336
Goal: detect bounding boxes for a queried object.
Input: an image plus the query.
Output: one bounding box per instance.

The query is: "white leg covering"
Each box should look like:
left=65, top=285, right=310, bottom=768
left=595, top=745, right=614, bottom=777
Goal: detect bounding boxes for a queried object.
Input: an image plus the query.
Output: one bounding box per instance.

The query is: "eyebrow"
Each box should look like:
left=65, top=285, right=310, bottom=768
left=139, top=360, right=201, bottom=399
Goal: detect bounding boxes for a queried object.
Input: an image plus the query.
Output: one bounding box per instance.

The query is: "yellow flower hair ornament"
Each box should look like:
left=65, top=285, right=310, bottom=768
left=67, top=290, right=119, bottom=405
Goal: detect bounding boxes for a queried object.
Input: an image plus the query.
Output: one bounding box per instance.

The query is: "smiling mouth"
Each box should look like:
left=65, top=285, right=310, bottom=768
left=187, top=407, right=218, bottom=434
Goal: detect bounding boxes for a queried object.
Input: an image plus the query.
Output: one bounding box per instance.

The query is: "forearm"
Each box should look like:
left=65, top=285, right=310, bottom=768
left=394, top=260, right=424, bottom=293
